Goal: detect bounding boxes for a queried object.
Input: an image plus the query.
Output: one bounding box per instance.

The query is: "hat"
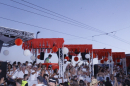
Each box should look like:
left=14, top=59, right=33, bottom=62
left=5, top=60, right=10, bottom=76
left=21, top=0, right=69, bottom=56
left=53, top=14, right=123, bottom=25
left=64, top=59, right=67, bottom=61
left=90, top=79, right=99, bottom=86
left=28, top=63, right=32, bottom=66
left=37, top=76, right=44, bottom=82
left=49, top=78, right=56, bottom=83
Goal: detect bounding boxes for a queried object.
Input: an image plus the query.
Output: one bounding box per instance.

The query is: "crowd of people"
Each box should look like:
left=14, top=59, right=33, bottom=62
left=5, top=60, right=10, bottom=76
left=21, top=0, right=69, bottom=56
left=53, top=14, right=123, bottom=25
left=0, top=54, right=130, bottom=86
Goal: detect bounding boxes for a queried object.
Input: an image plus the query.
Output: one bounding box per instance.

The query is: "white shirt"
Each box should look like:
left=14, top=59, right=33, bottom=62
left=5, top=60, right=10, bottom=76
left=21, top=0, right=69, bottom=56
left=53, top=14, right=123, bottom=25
left=11, top=70, right=18, bottom=79
left=17, top=70, right=28, bottom=78
left=29, top=70, right=38, bottom=81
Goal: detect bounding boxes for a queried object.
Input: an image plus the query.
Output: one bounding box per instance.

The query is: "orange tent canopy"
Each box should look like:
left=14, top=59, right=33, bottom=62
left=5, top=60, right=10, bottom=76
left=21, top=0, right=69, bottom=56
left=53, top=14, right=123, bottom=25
left=22, top=38, right=64, bottom=53
left=64, top=44, right=92, bottom=56
left=112, top=52, right=125, bottom=62
left=93, top=49, right=112, bottom=60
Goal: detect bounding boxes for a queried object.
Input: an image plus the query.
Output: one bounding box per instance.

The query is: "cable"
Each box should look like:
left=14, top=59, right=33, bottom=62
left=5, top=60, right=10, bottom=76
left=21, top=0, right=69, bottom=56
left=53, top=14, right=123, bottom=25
left=9, top=1, right=130, bottom=44
left=10, top=0, right=92, bottom=27
left=0, top=16, right=129, bottom=51
left=1, top=2, right=130, bottom=45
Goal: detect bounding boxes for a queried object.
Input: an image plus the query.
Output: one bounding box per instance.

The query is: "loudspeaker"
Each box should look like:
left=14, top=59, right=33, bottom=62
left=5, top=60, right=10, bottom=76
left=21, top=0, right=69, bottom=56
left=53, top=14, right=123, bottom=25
left=0, top=40, right=3, bottom=52
left=40, top=52, right=45, bottom=60
left=94, top=65, right=98, bottom=78
left=0, top=62, right=7, bottom=79
left=68, top=54, right=72, bottom=62
left=81, top=52, right=86, bottom=60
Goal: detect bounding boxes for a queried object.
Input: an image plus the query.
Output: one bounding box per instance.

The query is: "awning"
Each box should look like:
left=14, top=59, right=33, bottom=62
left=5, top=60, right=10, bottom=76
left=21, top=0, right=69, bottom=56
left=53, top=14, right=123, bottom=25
left=112, top=52, right=125, bottom=62
left=64, top=44, right=92, bottom=56
left=22, top=38, right=64, bottom=53
left=93, top=49, right=112, bottom=60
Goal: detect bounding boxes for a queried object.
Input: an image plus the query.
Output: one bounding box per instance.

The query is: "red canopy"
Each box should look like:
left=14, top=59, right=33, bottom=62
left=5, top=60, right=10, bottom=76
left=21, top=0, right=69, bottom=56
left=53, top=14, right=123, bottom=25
left=112, top=52, right=125, bottom=62
left=93, top=49, right=112, bottom=60
left=22, top=38, right=64, bottom=53
left=64, top=44, right=92, bottom=56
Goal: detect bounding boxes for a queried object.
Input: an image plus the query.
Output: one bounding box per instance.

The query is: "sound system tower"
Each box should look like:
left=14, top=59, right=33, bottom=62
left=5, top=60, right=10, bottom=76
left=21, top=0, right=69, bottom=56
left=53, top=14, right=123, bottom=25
left=0, top=62, right=7, bottom=79
left=94, top=65, right=98, bottom=78
left=40, top=52, right=45, bottom=60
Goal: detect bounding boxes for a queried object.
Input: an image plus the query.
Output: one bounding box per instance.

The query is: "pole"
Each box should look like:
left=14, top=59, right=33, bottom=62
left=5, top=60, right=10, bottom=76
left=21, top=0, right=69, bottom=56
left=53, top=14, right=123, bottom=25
left=35, top=31, right=40, bottom=63
left=62, top=45, right=64, bottom=83
left=58, top=48, right=61, bottom=78
left=125, top=58, right=127, bottom=75
left=92, top=51, right=94, bottom=76
left=89, top=51, right=91, bottom=78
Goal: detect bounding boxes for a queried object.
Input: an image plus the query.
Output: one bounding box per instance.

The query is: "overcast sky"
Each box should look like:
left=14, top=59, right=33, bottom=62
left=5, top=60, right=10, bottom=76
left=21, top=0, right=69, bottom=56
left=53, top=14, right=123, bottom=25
left=0, top=0, right=130, bottom=64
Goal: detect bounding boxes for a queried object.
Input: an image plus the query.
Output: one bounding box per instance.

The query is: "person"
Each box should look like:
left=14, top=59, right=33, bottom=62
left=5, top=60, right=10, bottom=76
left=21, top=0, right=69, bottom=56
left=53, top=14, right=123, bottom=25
left=33, top=76, right=45, bottom=86
left=104, top=77, right=112, bottom=86
left=51, top=69, right=59, bottom=78
left=0, top=77, right=5, bottom=85
left=7, top=66, right=18, bottom=86
left=90, top=79, right=99, bottom=86
left=21, top=74, right=29, bottom=86
left=16, top=79, right=22, bottom=86
left=71, top=76, right=79, bottom=86
left=29, top=65, right=38, bottom=81
left=43, top=74, right=49, bottom=85
left=17, top=66, right=29, bottom=79
left=44, top=54, right=52, bottom=63
left=48, top=78, right=56, bottom=86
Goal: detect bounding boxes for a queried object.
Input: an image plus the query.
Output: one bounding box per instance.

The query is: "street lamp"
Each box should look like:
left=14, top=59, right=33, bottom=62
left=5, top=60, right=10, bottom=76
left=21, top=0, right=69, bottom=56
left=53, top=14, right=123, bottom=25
left=35, top=31, right=40, bottom=63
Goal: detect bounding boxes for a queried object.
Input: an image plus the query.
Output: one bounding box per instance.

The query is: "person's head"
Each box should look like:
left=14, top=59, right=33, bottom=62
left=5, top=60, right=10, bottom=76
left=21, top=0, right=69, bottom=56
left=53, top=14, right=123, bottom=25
left=43, top=74, right=48, bottom=80
left=37, top=76, right=44, bottom=84
left=90, top=79, right=99, bottom=86
left=106, top=77, right=109, bottom=81
left=13, top=66, right=17, bottom=71
left=79, top=80, right=85, bottom=86
left=25, top=61, right=28, bottom=65
left=16, top=79, right=22, bottom=86
left=8, top=64, right=12, bottom=69
left=64, top=59, right=67, bottom=63
left=48, top=66, right=52, bottom=70
left=27, top=63, right=32, bottom=69
left=22, top=66, right=26, bottom=71
left=48, top=54, right=52, bottom=59
left=59, top=83, right=64, bottom=86
left=91, top=76, right=95, bottom=80
left=13, top=61, right=16, bottom=66
left=54, top=69, right=58, bottom=74
left=17, top=62, right=21, bottom=66
left=24, top=74, right=29, bottom=81
left=41, top=69, right=45, bottom=74
left=49, top=78, right=56, bottom=86
left=73, top=76, right=78, bottom=81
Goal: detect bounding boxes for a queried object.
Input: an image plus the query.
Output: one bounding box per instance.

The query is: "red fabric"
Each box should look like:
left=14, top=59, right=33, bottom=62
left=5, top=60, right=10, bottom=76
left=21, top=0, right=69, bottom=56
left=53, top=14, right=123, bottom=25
left=64, top=44, right=92, bottom=56
left=42, top=63, right=59, bottom=70
left=93, top=49, right=112, bottom=60
left=22, top=38, right=64, bottom=53
left=112, top=52, right=125, bottom=63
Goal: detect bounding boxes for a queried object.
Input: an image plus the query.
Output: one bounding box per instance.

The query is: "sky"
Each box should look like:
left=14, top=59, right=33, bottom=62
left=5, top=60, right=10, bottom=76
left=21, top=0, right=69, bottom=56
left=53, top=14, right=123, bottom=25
left=0, top=0, right=130, bottom=65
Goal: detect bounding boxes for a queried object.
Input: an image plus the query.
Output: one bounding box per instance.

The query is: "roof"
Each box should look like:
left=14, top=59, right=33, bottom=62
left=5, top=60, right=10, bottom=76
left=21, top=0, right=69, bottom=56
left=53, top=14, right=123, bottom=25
left=0, top=26, right=34, bottom=47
